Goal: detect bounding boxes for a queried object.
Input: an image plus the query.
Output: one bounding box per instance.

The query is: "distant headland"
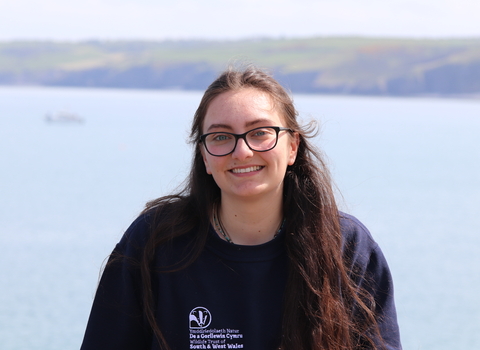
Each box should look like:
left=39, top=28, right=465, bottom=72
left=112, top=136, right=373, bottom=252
left=1, top=37, right=479, bottom=98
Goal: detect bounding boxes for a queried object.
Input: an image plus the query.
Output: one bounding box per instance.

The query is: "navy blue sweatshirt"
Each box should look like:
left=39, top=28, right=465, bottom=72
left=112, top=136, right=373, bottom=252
left=81, top=213, right=401, bottom=349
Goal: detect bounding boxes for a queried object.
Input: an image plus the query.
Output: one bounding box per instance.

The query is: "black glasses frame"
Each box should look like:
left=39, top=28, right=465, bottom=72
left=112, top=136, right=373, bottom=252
left=200, top=126, right=293, bottom=157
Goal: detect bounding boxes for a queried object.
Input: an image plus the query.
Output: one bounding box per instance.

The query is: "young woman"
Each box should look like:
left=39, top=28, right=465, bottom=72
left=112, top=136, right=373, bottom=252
left=81, top=66, right=402, bottom=350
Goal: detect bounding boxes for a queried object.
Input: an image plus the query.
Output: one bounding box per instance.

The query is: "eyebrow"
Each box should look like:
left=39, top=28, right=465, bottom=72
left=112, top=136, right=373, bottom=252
left=206, top=118, right=273, bottom=132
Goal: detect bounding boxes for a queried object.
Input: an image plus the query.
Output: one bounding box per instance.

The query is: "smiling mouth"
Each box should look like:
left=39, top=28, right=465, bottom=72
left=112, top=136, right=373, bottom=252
left=230, top=166, right=263, bottom=174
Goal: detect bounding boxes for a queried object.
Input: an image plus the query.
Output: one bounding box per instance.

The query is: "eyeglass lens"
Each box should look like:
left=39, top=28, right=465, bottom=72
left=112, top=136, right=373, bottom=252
left=204, top=127, right=279, bottom=156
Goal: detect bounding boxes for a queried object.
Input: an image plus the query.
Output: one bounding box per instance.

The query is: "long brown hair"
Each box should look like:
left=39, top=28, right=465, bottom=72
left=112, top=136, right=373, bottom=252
left=137, top=65, right=382, bottom=349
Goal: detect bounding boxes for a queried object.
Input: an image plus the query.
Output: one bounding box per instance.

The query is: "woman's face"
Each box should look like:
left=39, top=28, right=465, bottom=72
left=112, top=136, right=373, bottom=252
left=201, top=88, right=299, bottom=203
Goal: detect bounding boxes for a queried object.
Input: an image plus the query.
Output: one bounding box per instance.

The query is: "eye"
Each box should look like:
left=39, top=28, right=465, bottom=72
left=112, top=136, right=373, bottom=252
left=210, top=133, right=232, bottom=142
left=250, top=128, right=274, bottom=138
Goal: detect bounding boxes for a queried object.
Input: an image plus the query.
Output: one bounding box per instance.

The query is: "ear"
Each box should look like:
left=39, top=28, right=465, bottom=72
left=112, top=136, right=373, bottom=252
left=287, top=132, right=300, bottom=166
left=200, top=145, right=212, bottom=174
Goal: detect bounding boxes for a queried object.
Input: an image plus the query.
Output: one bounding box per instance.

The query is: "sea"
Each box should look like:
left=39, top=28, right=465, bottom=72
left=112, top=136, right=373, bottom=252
left=0, top=86, right=479, bottom=350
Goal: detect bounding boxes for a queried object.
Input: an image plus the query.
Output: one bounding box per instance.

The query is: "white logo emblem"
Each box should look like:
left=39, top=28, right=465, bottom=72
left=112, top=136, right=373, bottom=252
left=189, top=306, right=212, bottom=329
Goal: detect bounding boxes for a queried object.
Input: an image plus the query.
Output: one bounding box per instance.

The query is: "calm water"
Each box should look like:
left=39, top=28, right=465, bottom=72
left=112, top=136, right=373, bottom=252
left=0, top=86, right=479, bottom=350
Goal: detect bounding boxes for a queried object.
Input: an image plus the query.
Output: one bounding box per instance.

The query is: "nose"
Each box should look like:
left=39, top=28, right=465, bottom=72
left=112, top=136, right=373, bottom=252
left=231, top=137, right=254, bottom=160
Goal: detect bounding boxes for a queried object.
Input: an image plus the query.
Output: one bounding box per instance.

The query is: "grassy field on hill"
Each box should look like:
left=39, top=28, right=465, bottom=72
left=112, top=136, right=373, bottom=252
left=1, top=37, right=480, bottom=96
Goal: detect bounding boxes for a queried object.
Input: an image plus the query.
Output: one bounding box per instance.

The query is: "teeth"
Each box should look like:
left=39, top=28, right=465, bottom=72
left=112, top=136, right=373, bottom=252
left=231, top=166, right=262, bottom=173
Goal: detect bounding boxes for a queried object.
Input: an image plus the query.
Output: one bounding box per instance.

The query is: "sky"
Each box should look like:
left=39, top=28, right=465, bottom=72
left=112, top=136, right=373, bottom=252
left=1, top=0, right=480, bottom=41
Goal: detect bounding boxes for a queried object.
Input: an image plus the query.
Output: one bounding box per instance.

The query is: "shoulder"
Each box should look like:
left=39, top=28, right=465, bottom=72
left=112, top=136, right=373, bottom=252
left=115, top=201, right=200, bottom=261
left=113, top=212, right=154, bottom=259
left=338, top=212, right=388, bottom=277
left=339, top=213, right=402, bottom=349
left=339, top=212, right=378, bottom=252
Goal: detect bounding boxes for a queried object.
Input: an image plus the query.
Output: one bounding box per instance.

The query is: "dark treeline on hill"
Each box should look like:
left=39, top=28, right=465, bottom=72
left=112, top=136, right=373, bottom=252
left=1, top=37, right=480, bottom=97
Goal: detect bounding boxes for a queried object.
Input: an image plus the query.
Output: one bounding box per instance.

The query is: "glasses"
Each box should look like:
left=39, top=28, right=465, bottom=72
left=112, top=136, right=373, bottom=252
left=200, top=126, right=293, bottom=157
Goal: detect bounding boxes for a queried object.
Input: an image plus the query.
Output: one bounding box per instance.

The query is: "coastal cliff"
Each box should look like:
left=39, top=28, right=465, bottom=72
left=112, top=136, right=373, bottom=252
left=1, top=37, right=479, bottom=97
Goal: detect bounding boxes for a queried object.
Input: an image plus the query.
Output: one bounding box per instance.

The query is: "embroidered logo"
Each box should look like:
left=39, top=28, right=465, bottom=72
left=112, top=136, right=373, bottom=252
left=189, top=306, right=212, bottom=329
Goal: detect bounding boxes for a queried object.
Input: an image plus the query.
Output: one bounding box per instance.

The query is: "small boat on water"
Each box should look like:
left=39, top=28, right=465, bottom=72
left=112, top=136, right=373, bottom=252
left=45, top=110, right=85, bottom=123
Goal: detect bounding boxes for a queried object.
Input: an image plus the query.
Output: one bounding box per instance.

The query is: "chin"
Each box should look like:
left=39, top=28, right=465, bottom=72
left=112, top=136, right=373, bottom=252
left=227, top=184, right=279, bottom=200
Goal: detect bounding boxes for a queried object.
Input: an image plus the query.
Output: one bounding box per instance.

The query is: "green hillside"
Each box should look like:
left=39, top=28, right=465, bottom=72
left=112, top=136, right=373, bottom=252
left=1, top=37, right=480, bottom=96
